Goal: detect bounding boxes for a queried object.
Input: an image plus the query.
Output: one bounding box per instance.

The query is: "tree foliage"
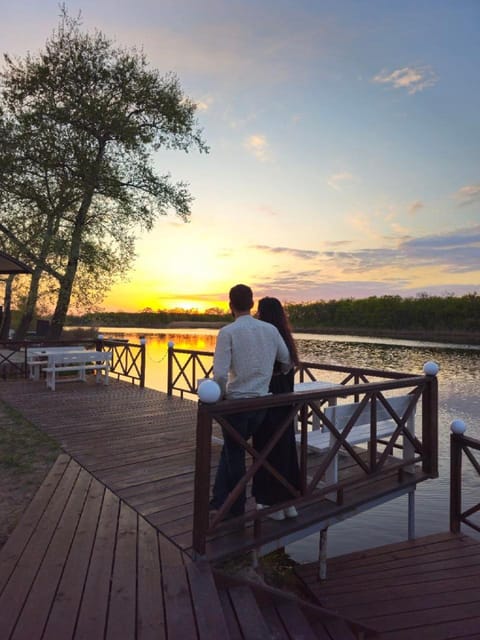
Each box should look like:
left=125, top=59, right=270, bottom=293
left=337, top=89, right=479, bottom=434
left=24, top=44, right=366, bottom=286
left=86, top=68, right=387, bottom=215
left=0, top=7, right=208, bottom=338
left=285, top=294, right=480, bottom=333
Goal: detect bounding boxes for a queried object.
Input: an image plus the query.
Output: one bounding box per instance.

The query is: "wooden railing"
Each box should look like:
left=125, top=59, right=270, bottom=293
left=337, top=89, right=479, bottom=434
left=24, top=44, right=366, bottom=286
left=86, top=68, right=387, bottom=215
left=167, top=343, right=213, bottom=397
left=166, top=344, right=419, bottom=399
left=192, top=373, right=438, bottom=556
left=0, top=337, right=146, bottom=387
left=96, top=336, right=146, bottom=387
left=0, top=340, right=29, bottom=378
left=450, top=423, right=480, bottom=534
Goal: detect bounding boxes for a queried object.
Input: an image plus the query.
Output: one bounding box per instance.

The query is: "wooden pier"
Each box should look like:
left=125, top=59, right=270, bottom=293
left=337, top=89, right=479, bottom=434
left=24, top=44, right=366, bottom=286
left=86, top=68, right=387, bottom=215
left=0, top=378, right=376, bottom=639
left=0, top=377, right=431, bottom=563
left=295, top=531, right=480, bottom=639
left=0, top=373, right=476, bottom=638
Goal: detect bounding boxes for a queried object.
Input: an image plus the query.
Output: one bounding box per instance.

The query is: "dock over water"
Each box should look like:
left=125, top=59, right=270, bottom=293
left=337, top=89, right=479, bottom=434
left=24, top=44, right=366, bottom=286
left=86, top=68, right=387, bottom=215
left=1, top=377, right=478, bottom=638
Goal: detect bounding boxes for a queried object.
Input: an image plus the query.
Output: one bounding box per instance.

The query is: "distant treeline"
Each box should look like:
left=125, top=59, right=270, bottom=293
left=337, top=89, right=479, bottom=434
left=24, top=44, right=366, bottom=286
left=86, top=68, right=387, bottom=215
left=66, top=309, right=231, bottom=328
left=67, top=294, right=480, bottom=335
left=286, top=294, right=480, bottom=332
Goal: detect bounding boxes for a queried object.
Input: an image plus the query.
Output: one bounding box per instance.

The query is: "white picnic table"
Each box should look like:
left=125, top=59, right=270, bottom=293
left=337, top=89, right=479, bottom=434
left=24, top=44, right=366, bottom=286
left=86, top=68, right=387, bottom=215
left=28, top=346, right=87, bottom=380
left=27, top=347, right=112, bottom=390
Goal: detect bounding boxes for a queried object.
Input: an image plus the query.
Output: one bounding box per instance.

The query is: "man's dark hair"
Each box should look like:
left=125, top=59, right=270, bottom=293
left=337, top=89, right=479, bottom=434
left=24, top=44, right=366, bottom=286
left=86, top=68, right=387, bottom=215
left=229, top=284, right=254, bottom=312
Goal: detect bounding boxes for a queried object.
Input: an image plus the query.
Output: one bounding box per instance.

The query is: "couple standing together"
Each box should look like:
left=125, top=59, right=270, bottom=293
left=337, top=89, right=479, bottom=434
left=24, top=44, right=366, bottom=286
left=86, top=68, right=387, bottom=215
left=209, top=283, right=300, bottom=522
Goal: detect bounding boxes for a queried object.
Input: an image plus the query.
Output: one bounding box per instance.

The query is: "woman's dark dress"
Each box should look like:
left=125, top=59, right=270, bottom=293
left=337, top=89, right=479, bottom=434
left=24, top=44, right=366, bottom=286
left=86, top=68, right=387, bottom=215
left=252, top=368, right=300, bottom=505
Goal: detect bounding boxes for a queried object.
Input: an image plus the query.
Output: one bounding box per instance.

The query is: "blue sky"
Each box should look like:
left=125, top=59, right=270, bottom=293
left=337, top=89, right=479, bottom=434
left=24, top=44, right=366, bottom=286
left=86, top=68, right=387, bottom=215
left=1, top=0, right=479, bottom=311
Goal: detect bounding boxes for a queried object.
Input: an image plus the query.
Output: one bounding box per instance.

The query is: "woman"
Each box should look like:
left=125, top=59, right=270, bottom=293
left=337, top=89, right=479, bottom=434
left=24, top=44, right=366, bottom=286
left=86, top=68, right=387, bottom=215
left=252, top=297, right=300, bottom=520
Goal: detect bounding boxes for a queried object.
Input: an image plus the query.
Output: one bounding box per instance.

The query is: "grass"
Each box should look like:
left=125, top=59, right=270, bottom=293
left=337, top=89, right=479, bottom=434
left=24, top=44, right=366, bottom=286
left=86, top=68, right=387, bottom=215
left=216, top=548, right=315, bottom=601
left=0, top=400, right=60, bottom=547
left=0, top=401, right=59, bottom=471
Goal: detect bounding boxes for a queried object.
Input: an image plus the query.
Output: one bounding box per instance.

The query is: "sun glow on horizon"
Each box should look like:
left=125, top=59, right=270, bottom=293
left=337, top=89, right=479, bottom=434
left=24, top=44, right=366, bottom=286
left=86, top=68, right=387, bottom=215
left=102, top=287, right=230, bottom=313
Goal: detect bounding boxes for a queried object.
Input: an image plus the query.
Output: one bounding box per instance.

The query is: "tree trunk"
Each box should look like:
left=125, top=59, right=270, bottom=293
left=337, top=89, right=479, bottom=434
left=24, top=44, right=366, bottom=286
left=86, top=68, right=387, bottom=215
left=49, top=278, right=71, bottom=338
left=15, top=266, right=43, bottom=339
left=49, top=180, right=98, bottom=338
left=0, top=275, right=14, bottom=339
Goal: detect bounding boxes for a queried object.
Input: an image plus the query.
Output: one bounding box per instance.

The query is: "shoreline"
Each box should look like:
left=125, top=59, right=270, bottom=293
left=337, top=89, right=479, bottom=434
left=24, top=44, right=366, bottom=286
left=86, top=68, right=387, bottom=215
left=165, top=321, right=480, bottom=346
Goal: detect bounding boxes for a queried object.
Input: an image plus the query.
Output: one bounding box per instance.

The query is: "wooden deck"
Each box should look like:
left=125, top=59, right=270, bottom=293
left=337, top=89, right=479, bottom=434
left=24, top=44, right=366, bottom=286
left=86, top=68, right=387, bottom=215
left=2, top=376, right=477, bottom=638
left=295, top=531, right=480, bottom=639
left=0, top=451, right=373, bottom=639
left=0, top=378, right=429, bottom=565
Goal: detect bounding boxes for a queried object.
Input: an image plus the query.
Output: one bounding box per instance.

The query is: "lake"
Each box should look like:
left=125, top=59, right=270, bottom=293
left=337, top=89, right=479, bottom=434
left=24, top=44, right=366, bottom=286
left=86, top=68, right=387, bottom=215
left=100, top=326, right=480, bottom=561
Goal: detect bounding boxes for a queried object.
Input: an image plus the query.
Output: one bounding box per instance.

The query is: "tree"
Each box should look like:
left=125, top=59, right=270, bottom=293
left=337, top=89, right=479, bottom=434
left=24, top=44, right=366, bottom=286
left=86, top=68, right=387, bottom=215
left=0, top=7, right=208, bottom=338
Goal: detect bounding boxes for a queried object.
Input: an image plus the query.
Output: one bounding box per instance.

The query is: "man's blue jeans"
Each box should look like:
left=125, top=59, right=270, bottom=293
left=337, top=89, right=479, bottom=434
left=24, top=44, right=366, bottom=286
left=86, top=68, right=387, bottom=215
left=211, top=409, right=267, bottom=517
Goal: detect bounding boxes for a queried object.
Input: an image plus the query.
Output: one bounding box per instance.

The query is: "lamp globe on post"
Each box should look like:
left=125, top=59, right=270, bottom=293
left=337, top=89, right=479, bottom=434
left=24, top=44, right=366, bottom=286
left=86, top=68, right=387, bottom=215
left=450, top=419, right=467, bottom=435
left=423, top=361, right=439, bottom=376
left=198, top=379, right=221, bottom=403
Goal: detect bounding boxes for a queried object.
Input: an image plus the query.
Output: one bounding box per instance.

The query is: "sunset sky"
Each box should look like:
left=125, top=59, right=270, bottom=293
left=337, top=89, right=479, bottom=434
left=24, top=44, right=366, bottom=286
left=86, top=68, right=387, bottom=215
left=2, top=0, right=480, bottom=312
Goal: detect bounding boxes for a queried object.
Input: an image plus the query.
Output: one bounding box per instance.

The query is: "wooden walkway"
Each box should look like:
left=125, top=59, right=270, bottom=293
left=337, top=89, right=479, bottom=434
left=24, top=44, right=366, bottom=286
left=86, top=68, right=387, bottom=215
left=0, top=378, right=427, bottom=564
left=295, top=531, right=480, bottom=639
left=0, top=378, right=378, bottom=639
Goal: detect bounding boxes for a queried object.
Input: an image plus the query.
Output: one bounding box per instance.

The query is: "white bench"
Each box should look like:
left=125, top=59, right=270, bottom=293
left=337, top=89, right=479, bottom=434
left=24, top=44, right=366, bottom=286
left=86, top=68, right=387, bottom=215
left=295, top=394, right=416, bottom=486
left=42, top=350, right=112, bottom=391
left=294, top=380, right=344, bottom=430
left=28, top=346, right=87, bottom=380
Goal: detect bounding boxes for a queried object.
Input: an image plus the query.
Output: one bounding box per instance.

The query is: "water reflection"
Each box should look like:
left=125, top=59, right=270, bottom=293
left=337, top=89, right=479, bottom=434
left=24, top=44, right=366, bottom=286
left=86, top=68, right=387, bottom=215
left=100, top=327, right=480, bottom=559
left=100, top=328, right=217, bottom=391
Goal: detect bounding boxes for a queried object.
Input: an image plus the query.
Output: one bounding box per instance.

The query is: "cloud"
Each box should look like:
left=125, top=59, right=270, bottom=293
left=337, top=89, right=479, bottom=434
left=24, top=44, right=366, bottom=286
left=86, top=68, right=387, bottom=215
left=455, top=184, right=480, bottom=206
left=244, top=134, right=270, bottom=161
left=252, top=245, right=319, bottom=259
left=251, top=224, right=480, bottom=279
left=257, top=278, right=480, bottom=302
left=325, top=226, right=480, bottom=274
left=243, top=225, right=480, bottom=301
left=402, top=225, right=480, bottom=250
left=327, top=171, right=356, bottom=191
left=195, top=95, right=214, bottom=111
left=408, top=200, right=424, bottom=215
left=372, top=65, right=438, bottom=94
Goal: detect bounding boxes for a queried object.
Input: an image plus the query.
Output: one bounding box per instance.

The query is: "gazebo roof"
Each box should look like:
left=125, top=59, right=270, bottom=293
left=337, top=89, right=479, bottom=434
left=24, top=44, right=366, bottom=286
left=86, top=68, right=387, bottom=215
left=0, top=250, right=32, bottom=274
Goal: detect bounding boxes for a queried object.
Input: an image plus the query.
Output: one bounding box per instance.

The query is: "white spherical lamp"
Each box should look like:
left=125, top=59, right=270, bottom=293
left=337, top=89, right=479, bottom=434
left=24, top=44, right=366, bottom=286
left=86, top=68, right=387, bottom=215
left=423, top=361, right=439, bottom=376
left=450, top=419, right=467, bottom=435
left=168, top=340, right=174, bottom=348
left=198, top=379, right=221, bottom=403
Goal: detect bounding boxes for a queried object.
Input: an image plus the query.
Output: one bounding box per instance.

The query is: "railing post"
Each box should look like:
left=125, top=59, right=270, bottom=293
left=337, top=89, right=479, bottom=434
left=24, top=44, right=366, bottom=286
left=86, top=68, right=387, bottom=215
left=299, top=402, right=308, bottom=495
left=24, top=341, right=29, bottom=379
left=421, top=370, right=439, bottom=477
left=167, top=341, right=174, bottom=396
left=450, top=433, right=463, bottom=533
left=449, top=420, right=467, bottom=534
left=139, top=336, right=146, bottom=388
left=192, top=402, right=213, bottom=557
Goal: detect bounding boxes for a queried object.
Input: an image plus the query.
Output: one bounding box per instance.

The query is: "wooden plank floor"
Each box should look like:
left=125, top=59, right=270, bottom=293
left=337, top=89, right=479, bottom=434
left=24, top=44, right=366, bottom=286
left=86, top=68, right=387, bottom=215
left=4, top=376, right=478, bottom=638
left=0, top=378, right=428, bottom=564
left=295, top=531, right=480, bottom=639
left=0, top=453, right=236, bottom=640
left=0, top=454, right=375, bottom=639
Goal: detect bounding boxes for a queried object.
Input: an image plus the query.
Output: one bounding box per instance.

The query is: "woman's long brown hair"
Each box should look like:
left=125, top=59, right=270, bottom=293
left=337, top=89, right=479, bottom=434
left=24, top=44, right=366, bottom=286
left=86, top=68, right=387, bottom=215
left=257, top=297, right=299, bottom=365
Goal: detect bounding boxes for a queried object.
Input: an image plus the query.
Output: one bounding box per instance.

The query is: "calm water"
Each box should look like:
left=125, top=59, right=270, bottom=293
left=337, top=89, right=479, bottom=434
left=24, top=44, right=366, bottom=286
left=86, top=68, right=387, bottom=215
left=101, top=326, right=480, bottom=561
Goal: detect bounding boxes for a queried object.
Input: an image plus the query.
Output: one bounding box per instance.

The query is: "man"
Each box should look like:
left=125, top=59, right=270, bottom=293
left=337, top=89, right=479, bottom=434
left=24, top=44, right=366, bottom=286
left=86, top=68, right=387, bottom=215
left=210, top=284, right=291, bottom=519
